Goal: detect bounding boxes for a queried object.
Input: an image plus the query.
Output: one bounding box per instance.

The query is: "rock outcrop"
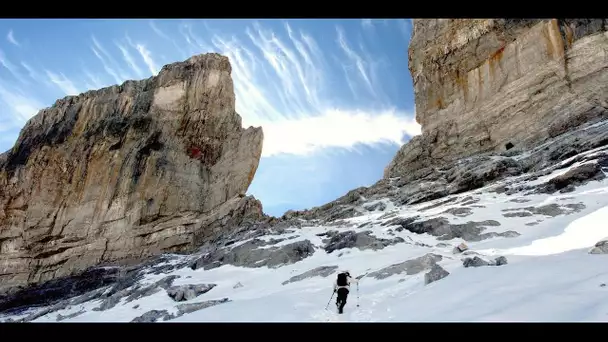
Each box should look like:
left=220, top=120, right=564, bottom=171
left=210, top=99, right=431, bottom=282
left=0, top=53, right=264, bottom=293
left=385, top=19, right=608, bottom=180
left=424, top=264, right=450, bottom=285
left=367, top=253, right=443, bottom=280
left=166, top=283, right=216, bottom=302
left=462, top=255, right=508, bottom=268
left=589, top=239, right=608, bottom=254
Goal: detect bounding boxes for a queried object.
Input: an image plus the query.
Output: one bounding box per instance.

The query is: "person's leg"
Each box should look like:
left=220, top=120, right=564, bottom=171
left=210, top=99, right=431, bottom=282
left=335, top=290, right=342, bottom=308
left=337, top=288, right=349, bottom=314
left=336, top=289, right=344, bottom=307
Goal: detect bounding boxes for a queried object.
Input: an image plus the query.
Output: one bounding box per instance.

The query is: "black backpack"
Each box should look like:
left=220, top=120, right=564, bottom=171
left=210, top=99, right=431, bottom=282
left=337, top=272, right=349, bottom=286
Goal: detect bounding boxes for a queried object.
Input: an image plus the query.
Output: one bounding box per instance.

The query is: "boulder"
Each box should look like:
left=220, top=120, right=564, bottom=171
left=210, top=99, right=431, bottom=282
left=167, top=284, right=217, bottom=302
left=282, top=266, right=339, bottom=285
left=424, top=264, right=450, bottom=285
left=368, top=254, right=443, bottom=280
left=589, top=240, right=608, bottom=254
left=452, top=242, right=469, bottom=254
left=463, top=256, right=508, bottom=268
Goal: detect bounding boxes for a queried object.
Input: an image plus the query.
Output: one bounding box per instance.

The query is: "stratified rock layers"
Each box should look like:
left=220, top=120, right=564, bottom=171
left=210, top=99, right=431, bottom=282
left=385, top=19, right=608, bottom=179
left=0, top=53, right=264, bottom=292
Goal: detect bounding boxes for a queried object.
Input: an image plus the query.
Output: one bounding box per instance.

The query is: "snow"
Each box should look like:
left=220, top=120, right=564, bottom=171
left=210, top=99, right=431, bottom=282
left=4, top=161, right=608, bottom=323
left=502, top=205, right=608, bottom=256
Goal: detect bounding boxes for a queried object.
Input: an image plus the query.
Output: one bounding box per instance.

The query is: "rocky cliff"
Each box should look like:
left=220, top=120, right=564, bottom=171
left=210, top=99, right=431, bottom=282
left=0, top=53, right=264, bottom=293
left=385, top=19, right=608, bottom=180
left=279, top=19, right=608, bottom=226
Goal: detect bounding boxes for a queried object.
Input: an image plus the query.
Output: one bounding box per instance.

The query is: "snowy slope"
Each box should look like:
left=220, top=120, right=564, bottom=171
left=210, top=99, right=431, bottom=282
left=2, top=148, right=608, bottom=322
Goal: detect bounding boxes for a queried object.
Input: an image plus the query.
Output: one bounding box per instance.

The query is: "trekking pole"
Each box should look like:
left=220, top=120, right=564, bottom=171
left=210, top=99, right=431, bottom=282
left=355, top=272, right=368, bottom=308
left=325, top=291, right=335, bottom=310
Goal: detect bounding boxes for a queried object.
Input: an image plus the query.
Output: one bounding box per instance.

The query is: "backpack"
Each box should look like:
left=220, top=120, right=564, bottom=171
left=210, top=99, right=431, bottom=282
left=337, top=272, right=348, bottom=287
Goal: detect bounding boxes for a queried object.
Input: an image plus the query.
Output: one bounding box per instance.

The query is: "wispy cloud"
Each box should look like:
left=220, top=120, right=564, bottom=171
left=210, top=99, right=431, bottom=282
left=45, top=70, right=80, bottom=96
left=20, top=62, right=57, bottom=89
left=178, top=24, right=196, bottom=54
left=361, top=19, right=374, bottom=30
left=83, top=68, right=105, bottom=90
left=211, top=35, right=285, bottom=123
left=0, top=82, right=43, bottom=122
left=6, top=30, right=20, bottom=47
left=0, top=50, right=25, bottom=83
left=335, top=26, right=378, bottom=101
left=149, top=20, right=170, bottom=40
left=20, top=62, right=37, bottom=80
left=206, top=21, right=418, bottom=157
left=149, top=20, right=188, bottom=60
left=91, top=35, right=130, bottom=83
left=261, top=109, right=420, bottom=157
left=0, top=20, right=418, bottom=161
left=243, top=22, right=323, bottom=120
left=187, top=23, right=213, bottom=51
left=116, top=39, right=144, bottom=78
left=134, top=43, right=159, bottom=76
left=91, top=46, right=121, bottom=84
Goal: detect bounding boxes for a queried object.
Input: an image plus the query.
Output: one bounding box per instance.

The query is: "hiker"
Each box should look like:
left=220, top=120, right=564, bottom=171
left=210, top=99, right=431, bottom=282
left=333, top=270, right=358, bottom=314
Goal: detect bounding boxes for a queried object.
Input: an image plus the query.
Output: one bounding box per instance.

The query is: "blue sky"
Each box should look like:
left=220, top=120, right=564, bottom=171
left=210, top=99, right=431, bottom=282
left=0, top=19, right=420, bottom=216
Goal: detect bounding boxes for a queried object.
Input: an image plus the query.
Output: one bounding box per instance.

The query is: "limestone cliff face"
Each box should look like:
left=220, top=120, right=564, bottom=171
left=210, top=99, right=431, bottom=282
left=385, top=19, right=608, bottom=179
left=0, top=53, right=264, bottom=292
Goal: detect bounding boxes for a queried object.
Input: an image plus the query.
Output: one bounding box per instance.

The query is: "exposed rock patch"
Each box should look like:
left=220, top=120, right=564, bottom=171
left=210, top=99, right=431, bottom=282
left=92, top=274, right=180, bottom=312
left=368, top=254, right=443, bottom=280
left=502, top=203, right=586, bottom=218
left=56, top=309, right=86, bottom=322
left=175, top=298, right=230, bottom=316
left=382, top=216, right=419, bottom=228
left=424, top=264, right=450, bottom=285
left=131, top=310, right=175, bottom=323
left=167, top=284, right=216, bottom=302
left=452, top=242, right=469, bottom=254
left=463, top=256, right=508, bottom=268
left=281, top=266, right=338, bottom=285
left=385, top=217, right=518, bottom=242
left=589, top=240, right=608, bottom=254
left=442, top=207, right=474, bottom=217
left=510, top=198, right=532, bottom=203
left=463, top=257, right=490, bottom=268
left=494, top=256, right=508, bottom=266
left=364, top=202, right=387, bottom=212
left=322, top=231, right=405, bottom=254
left=191, top=240, right=315, bottom=271
left=419, top=197, right=460, bottom=211
left=459, top=197, right=481, bottom=206
left=0, top=267, right=121, bottom=314
left=537, top=163, right=606, bottom=194
left=503, top=211, right=534, bottom=218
